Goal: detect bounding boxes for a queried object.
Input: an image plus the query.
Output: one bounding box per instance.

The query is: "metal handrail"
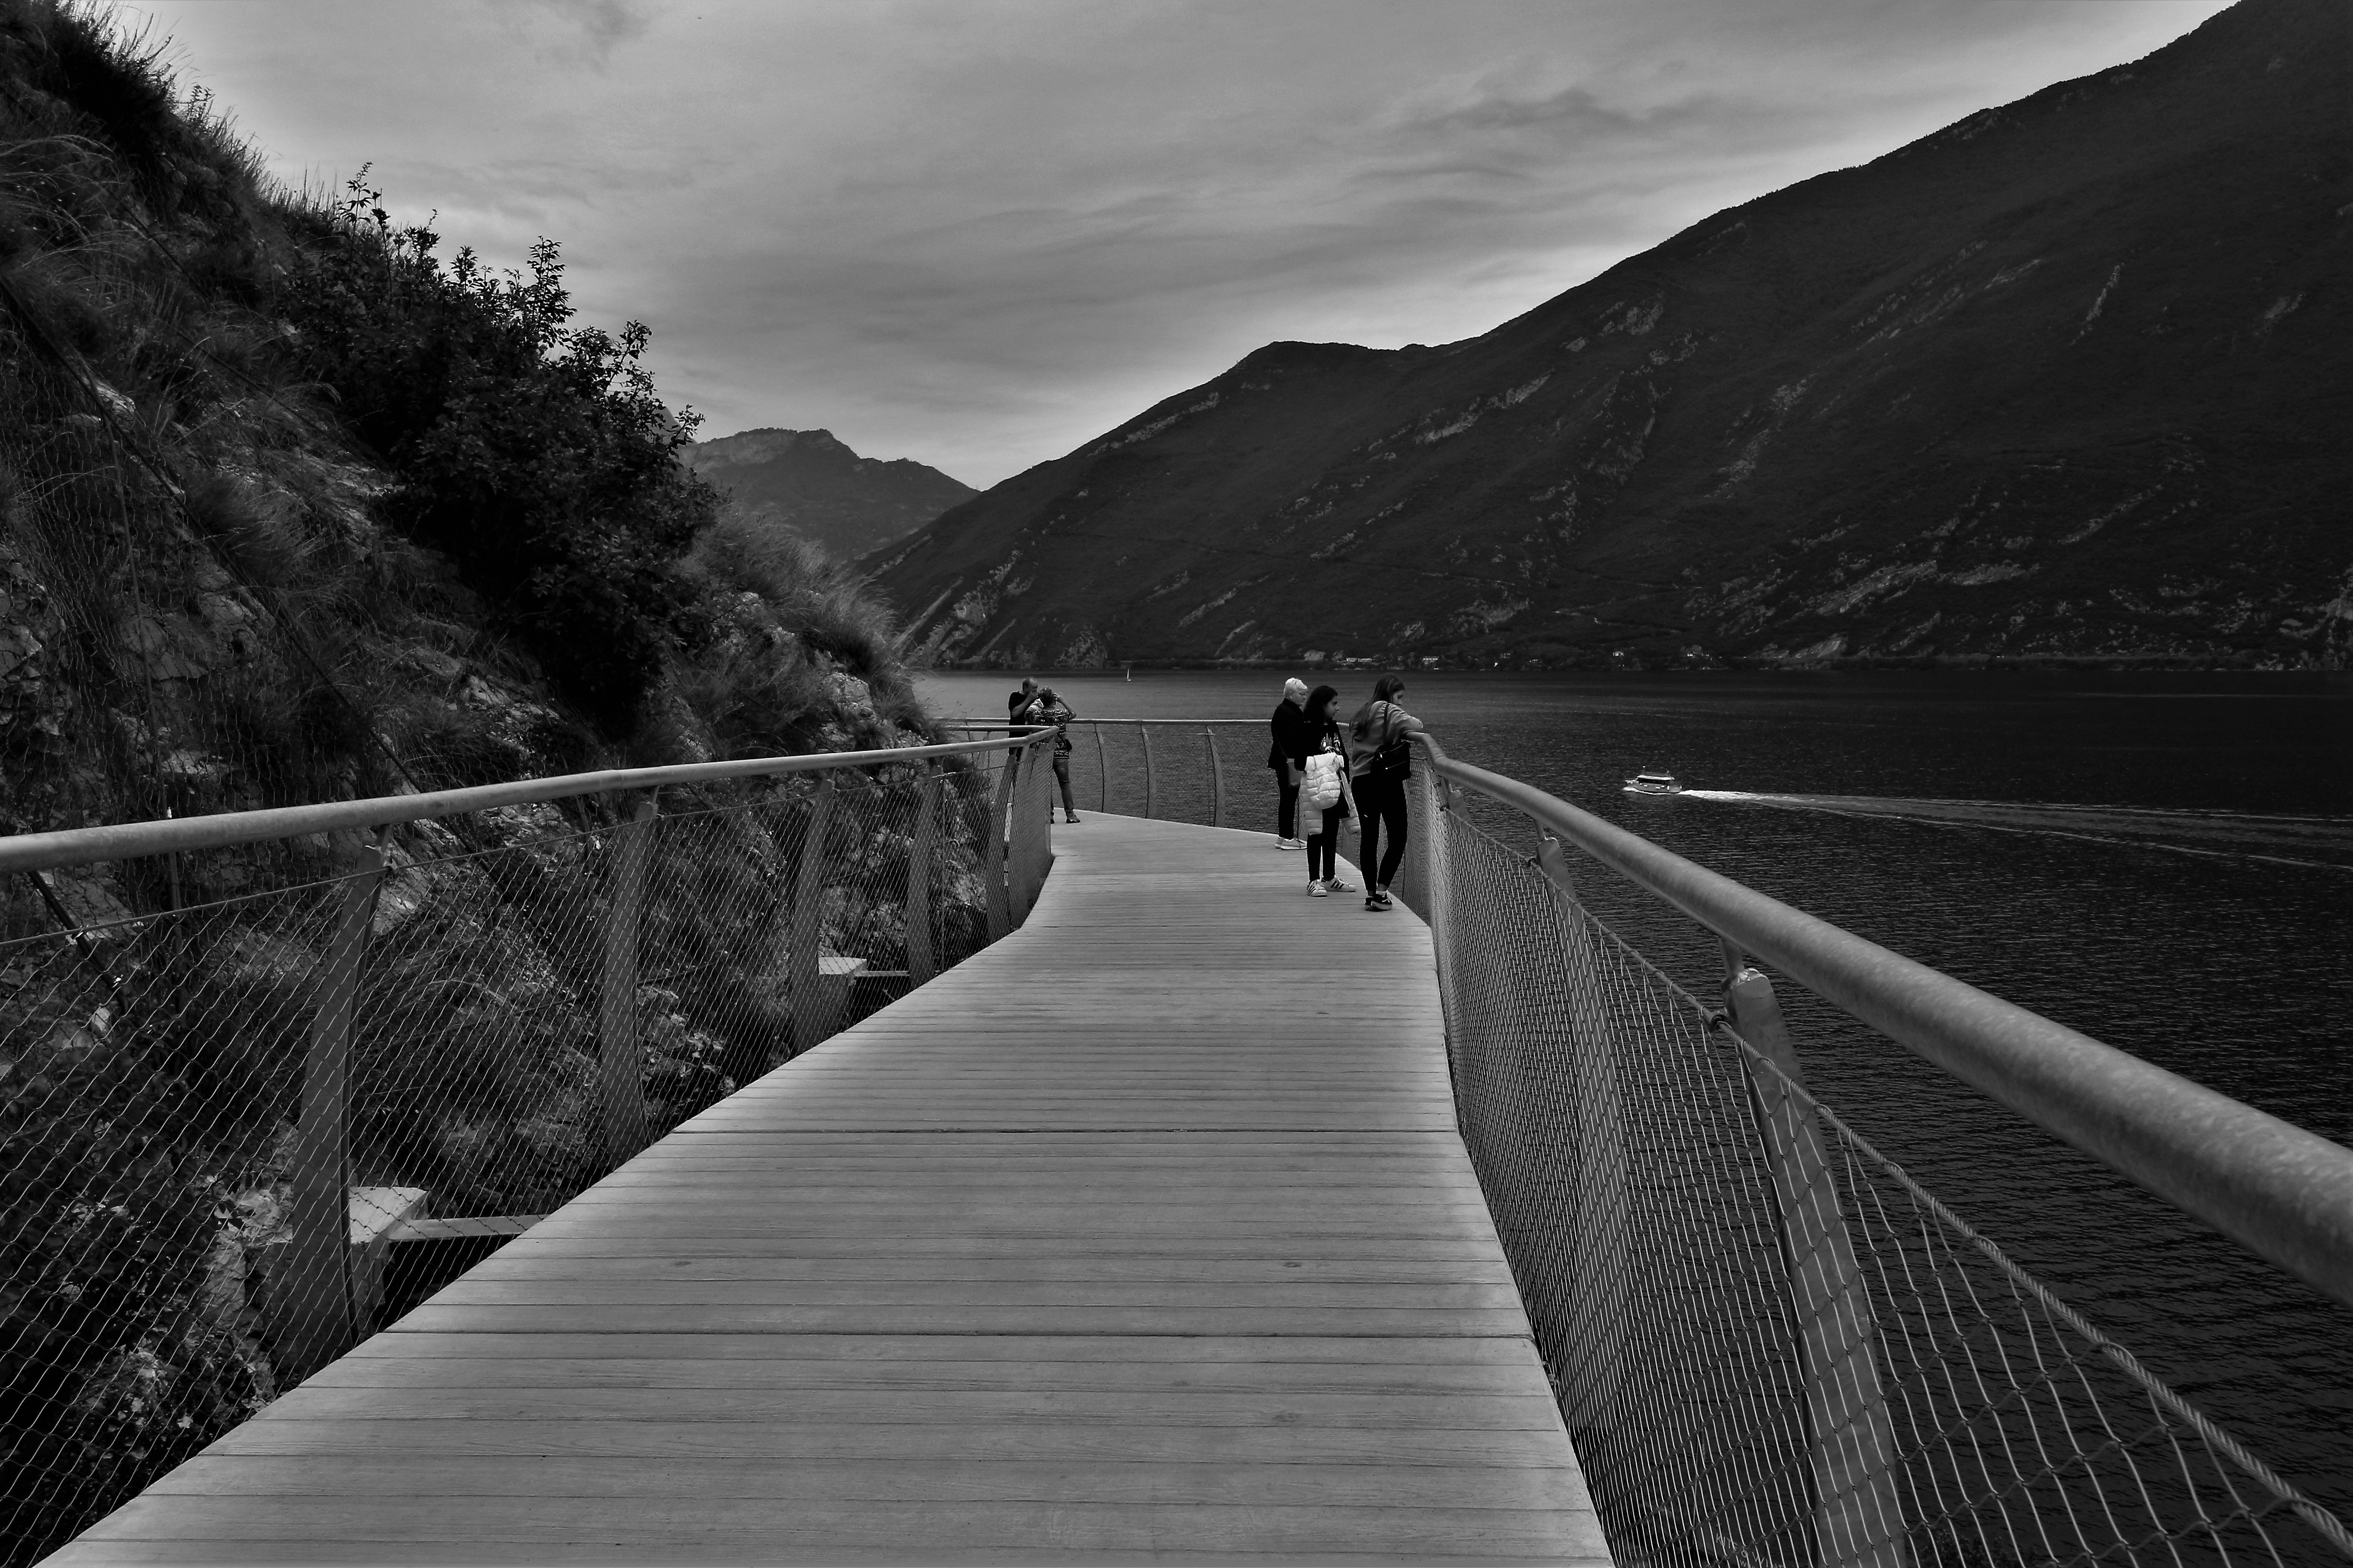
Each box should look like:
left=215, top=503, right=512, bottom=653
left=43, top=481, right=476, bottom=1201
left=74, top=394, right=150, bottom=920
left=1411, top=730, right=2353, bottom=1312
left=945, top=719, right=1258, bottom=826
left=945, top=718, right=1265, bottom=727
left=0, top=734, right=1052, bottom=875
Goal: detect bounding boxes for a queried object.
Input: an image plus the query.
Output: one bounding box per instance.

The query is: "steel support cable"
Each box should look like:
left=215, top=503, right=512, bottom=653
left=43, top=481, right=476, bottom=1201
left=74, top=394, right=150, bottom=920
left=1410, top=732, right=2353, bottom=1316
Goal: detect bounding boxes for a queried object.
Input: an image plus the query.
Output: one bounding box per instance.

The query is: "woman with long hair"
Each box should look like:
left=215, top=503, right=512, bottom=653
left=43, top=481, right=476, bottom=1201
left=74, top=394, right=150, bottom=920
left=1296, top=684, right=1357, bottom=898
left=1347, top=674, right=1425, bottom=912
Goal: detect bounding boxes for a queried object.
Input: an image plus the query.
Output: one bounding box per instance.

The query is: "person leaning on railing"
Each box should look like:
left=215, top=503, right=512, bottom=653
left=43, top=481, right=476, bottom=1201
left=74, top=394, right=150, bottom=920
left=1267, top=677, right=1310, bottom=850
left=1347, top=675, right=1424, bottom=912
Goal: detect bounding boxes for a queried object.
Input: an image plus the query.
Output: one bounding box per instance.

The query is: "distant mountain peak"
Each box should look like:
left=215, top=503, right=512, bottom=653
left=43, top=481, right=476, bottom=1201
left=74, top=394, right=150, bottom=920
left=874, top=0, right=2351, bottom=672
left=684, top=428, right=975, bottom=564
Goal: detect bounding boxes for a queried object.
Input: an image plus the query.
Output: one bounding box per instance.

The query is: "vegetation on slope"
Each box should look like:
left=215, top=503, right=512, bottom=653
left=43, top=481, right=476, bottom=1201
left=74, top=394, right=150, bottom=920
left=0, top=0, right=933, bottom=847
left=0, top=6, right=956, bottom=1557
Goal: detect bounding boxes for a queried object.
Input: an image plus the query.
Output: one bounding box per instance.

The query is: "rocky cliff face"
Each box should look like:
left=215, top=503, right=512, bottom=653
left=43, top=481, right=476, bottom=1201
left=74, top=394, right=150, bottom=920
left=686, top=428, right=975, bottom=566
left=874, top=0, right=2352, bottom=671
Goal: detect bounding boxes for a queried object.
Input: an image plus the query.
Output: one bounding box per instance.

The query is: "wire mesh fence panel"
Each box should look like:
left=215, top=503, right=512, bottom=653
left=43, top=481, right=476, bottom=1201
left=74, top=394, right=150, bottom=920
left=0, top=742, right=1043, bottom=1565
left=1420, top=795, right=2353, bottom=1568
left=0, top=875, right=354, bottom=1565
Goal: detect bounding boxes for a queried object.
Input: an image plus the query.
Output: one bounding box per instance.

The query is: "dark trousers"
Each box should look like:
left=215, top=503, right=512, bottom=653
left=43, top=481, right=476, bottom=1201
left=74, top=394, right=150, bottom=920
left=1275, top=774, right=1300, bottom=839
left=1357, top=773, right=1408, bottom=888
left=1306, top=805, right=1345, bottom=880
left=1052, top=753, right=1075, bottom=815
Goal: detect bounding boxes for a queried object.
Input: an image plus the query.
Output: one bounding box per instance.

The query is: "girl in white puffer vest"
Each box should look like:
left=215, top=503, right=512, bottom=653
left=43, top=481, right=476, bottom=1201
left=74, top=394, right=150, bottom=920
left=1297, top=685, right=1357, bottom=898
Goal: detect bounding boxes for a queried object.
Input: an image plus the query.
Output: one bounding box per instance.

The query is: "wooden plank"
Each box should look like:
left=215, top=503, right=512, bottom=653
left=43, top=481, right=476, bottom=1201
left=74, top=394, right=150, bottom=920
left=143, top=1455, right=1592, bottom=1509
left=51, top=1545, right=1579, bottom=1566
left=340, top=1333, right=1548, bottom=1365
left=65, top=1498, right=1606, bottom=1560
left=412, top=1280, right=1530, bottom=1310
left=60, top=812, right=1609, bottom=1566
left=195, top=1417, right=1581, bottom=1467
left=306, top=1357, right=1550, bottom=1395
left=445, top=1256, right=1515, bottom=1284
left=67, top=1496, right=1603, bottom=1553
left=383, top=1304, right=1549, bottom=1337
left=200, top=1385, right=1572, bottom=1428
left=385, top=1236, right=1513, bottom=1262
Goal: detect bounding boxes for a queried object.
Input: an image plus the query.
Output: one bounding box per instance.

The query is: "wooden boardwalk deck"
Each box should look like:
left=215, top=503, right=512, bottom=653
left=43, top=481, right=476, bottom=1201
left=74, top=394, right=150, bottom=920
left=56, top=814, right=1609, bottom=1565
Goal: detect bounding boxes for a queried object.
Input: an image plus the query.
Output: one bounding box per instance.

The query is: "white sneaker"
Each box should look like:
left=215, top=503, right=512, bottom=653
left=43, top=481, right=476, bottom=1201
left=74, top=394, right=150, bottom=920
left=1324, top=876, right=1356, bottom=893
left=1276, top=837, right=1304, bottom=850
left=1307, top=881, right=1329, bottom=897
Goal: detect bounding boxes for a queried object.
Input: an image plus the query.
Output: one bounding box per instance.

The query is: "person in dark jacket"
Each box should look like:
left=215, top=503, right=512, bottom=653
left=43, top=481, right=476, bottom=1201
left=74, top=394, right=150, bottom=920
left=1346, top=673, right=1425, bottom=912
left=1266, top=677, right=1310, bottom=850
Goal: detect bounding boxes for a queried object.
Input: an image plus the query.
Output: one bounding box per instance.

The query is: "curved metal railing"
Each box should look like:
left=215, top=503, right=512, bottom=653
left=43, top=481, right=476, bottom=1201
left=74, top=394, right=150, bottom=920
left=1402, top=730, right=2353, bottom=1566
left=0, top=732, right=1058, bottom=1562
left=1410, top=733, right=2353, bottom=1314
left=945, top=718, right=1262, bottom=826
left=946, top=713, right=2352, bottom=1563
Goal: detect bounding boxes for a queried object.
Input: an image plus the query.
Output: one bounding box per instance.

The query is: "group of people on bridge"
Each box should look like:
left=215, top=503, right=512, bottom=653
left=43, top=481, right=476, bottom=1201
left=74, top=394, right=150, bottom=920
left=1268, top=674, right=1424, bottom=912
left=1003, top=671, right=1425, bottom=912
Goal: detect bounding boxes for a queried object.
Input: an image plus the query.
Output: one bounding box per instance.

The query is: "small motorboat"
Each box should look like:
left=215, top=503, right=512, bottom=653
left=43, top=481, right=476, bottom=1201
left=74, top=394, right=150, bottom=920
left=1623, top=772, right=1682, bottom=796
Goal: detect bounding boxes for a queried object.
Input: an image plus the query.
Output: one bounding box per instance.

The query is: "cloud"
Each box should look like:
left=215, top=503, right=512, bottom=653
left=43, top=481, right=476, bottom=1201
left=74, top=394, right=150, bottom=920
left=501, top=0, right=654, bottom=65
left=132, top=0, right=2230, bottom=487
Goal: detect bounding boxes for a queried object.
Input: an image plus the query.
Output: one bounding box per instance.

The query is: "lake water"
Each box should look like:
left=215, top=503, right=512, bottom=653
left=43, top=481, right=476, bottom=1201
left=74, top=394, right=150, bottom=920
left=919, top=668, right=2353, bottom=1519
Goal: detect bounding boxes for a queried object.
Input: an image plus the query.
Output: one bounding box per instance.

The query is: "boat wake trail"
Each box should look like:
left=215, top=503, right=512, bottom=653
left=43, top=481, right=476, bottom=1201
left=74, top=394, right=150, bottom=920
left=1676, top=791, right=2353, bottom=873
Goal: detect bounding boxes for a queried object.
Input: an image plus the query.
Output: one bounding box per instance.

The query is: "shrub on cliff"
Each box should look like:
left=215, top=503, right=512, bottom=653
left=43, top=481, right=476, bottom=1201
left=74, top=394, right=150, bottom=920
left=275, top=179, right=719, bottom=735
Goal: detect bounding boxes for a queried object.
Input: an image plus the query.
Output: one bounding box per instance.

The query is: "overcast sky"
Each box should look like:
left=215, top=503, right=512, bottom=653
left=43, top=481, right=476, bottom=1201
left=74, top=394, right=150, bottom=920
left=129, top=0, right=2229, bottom=487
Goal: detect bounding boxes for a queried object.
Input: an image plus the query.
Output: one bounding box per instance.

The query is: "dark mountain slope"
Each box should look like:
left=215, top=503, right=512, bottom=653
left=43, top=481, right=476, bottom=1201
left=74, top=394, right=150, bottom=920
left=872, top=0, right=2351, bottom=670
left=687, top=427, right=974, bottom=564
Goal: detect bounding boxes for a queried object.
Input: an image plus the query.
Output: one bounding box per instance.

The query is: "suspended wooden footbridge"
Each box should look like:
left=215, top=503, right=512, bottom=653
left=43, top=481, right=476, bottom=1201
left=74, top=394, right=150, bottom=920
left=37, top=811, right=1608, bottom=1565
left=7, top=728, right=2349, bottom=1565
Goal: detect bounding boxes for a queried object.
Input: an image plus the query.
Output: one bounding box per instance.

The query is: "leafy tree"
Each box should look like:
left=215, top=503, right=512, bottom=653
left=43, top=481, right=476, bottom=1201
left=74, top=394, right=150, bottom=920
left=277, top=174, right=719, bottom=732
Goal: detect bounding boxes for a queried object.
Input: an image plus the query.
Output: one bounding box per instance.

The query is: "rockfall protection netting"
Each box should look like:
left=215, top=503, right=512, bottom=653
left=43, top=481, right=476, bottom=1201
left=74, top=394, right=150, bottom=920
left=0, top=740, right=1056, bottom=1564
left=1412, top=780, right=2353, bottom=1568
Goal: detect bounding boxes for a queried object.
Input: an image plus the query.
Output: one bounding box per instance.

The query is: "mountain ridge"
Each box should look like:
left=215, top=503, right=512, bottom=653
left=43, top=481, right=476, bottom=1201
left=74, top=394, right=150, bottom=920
left=870, top=0, right=2351, bottom=671
left=687, top=426, right=974, bottom=565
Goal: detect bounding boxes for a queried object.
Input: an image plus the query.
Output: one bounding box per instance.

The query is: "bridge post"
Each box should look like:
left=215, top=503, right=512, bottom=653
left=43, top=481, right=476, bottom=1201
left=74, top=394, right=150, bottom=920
left=985, top=752, right=1012, bottom=941
left=789, top=777, right=839, bottom=1055
left=1093, top=723, right=1109, bottom=813
left=598, top=796, right=656, bottom=1169
left=270, top=843, right=382, bottom=1379
left=1140, top=724, right=1156, bottom=820
left=906, top=766, right=937, bottom=985
left=1206, top=726, right=1225, bottom=828
left=1007, top=744, right=1037, bottom=926
left=1025, top=740, right=1054, bottom=911
left=1723, top=951, right=1908, bottom=1568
